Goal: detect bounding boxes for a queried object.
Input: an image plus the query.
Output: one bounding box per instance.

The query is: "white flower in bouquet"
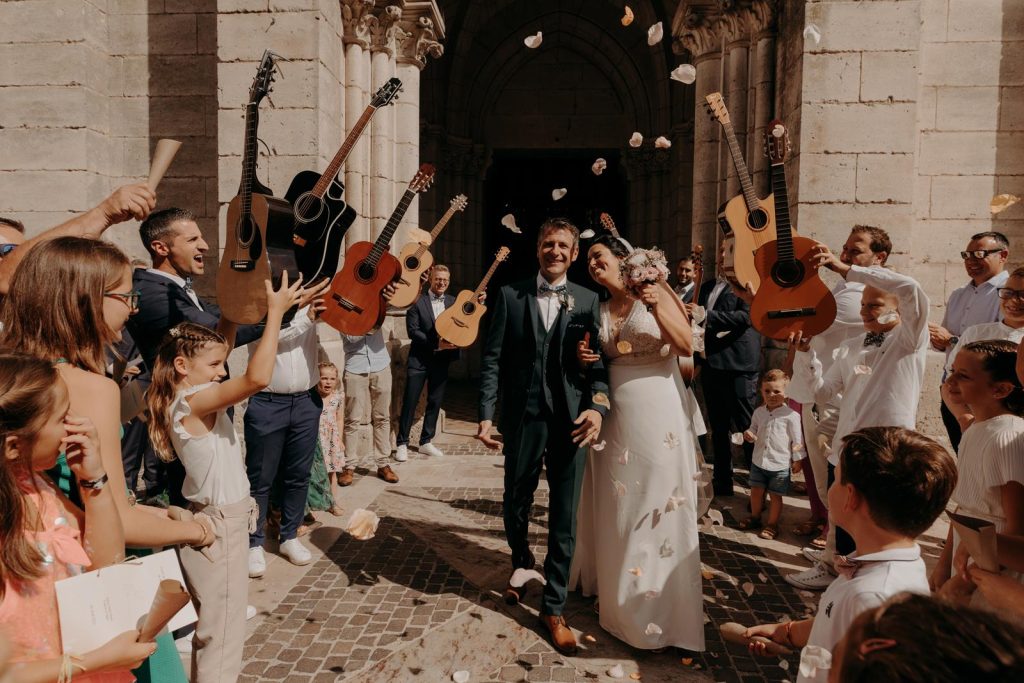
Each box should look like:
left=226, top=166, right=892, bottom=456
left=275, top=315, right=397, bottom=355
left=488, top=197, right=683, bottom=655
left=620, top=248, right=670, bottom=301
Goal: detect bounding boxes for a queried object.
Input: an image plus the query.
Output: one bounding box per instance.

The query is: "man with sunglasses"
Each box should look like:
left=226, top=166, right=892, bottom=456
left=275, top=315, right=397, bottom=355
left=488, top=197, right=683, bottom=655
left=929, top=231, right=1010, bottom=450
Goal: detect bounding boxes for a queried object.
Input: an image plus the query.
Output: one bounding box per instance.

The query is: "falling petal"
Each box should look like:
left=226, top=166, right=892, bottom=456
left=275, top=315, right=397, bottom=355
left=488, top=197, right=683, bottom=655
left=991, top=193, right=1021, bottom=214
left=524, top=31, right=543, bottom=49
left=651, top=508, right=662, bottom=529
left=607, top=664, right=625, bottom=679
left=715, top=330, right=730, bottom=338
left=644, top=590, right=660, bottom=600
left=629, top=131, right=643, bottom=148
left=758, top=572, right=768, bottom=583
left=654, top=136, right=671, bottom=149
left=779, top=659, right=790, bottom=671
left=706, top=509, right=724, bottom=526
left=617, top=340, right=633, bottom=355
left=702, top=613, right=711, bottom=624
left=629, top=674, right=641, bottom=681
left=659, top=539, right=674, bottom=558
left=742, top=581, right=755, bottom=597
left=452, top=672, right=470, bottom=683
left=701, top=565, right=715, bottom=580
left=591, top=440, right=606, bottom=452
left=591, top=157, right=607, bottom=175
left=665, top=492, right=686, bottom=512
left=647, top=21, right=663, bottom=46
left=877, top=312, right=898, bottom=324
left=730, top=432, right=745, bottom=446
left=670, top=64, right=697, bottom=84
left=853, top=364, right=872, bottom=375
left=772, top=123, right=786, bottom=138
left=509, top=568, right=547, bottom=588
left=552, top=187, right=567, bottom=201
left=621, top=5, right=634, bottom=26
left=501, top=213, right=521, bottom=234
left=346, top=509, right=380, bottom=540
left=613, top=479, right=627, bottom=498
left=645, top=622, right=663, bottom=636
left=663, top=432, right=680, bottom=449
left=799, top=645, right=833, bottom=679
left=714, top=588, right=726, bottom=599
left=803, top=23, right=822, bottom=46
left=628, top=566, right=643, bottom=577
left=681, top=657, right=693, bottom=665
left=618, top=449, right=630, bottom=465
left=580, top=228, right=596, bottom=239
left=633, top=512, right=651, bottom=531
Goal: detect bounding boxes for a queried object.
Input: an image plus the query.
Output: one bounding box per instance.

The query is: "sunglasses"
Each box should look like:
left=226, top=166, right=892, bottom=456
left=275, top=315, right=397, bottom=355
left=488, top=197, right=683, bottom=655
left=960, top=249, right=1005, bottom=260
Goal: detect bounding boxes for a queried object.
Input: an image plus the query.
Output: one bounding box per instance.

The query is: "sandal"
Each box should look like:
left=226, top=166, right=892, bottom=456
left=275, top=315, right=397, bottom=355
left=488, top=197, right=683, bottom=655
left=737, top=516, right=762, bottom=531
left=793, top=520, right=824, bottom=536
left=759, top=524, right=778, bottom=540
left=810, top=533, right=827, bottom=549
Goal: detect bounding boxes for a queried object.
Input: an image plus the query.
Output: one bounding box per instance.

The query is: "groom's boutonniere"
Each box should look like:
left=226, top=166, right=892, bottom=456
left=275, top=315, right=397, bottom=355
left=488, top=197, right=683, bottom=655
left=559, top=291, right=575, bottom=313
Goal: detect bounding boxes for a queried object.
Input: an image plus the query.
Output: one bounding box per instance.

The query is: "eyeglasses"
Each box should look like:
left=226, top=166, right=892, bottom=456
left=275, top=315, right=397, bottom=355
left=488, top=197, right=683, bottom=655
left=960, top=249, right=1005, bottom=260
left=0, top=243, right=17, bottom=257
left=997, top=288, right=1024, bottom=301
left=104, top=290, right=141, bottom=310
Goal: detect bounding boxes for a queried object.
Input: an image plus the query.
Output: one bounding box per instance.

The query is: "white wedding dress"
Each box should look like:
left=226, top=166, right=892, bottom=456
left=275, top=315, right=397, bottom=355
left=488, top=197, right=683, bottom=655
left=571, top=300, right=706, bottom=651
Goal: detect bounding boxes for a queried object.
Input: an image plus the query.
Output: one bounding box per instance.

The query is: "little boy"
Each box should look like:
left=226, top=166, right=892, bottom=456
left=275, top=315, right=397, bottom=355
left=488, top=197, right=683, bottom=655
left=738, top=369, right=803, bottom=540
left=742, top=426, right=957, bottom=682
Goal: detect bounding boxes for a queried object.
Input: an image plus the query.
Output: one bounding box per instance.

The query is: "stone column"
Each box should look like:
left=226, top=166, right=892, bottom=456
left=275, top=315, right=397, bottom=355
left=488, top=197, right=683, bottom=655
left=721, top=8, right=750, bottom=201
left=341, top=0, right=374, bottom=246
left=366, top=5, right=402, bottom=250
left=746, top=0, right=776, bottom=194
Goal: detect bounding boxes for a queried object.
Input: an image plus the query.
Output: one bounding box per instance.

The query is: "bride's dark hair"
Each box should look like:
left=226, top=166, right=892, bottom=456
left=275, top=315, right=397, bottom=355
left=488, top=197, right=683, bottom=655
left=587, top=233, right=630, bottom=300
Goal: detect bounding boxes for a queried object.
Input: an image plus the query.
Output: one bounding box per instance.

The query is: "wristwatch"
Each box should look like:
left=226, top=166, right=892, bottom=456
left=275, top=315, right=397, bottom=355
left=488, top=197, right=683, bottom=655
left=78, top=473, right=109, bottom=491
left=948, top=335, right=959, bottom=348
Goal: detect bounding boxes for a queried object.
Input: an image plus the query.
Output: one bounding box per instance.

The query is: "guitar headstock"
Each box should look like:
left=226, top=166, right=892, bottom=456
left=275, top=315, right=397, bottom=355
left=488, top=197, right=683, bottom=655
left=763, top=119, right=792, bottom=164
left=371, top=77, right=403, bottom=108
left=409, top=164, right=436, bottom=192
left=691, top=244, right=704, bottom=273
left=598, top=212, right=621, bottom=239
left=704, top=92, right=731, bottom=126
left=495, top=246, right=511, bottom=263
left=249, top=50, right=281, bottom=105
left=451, top=194, right=469, bottom=212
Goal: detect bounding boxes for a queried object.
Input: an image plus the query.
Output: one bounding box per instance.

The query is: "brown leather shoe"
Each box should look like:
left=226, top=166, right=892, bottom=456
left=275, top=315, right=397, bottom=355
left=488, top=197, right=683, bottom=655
left=338, top=469, right=354, bottom=487
left=377, top=465, right=399, bottom=483
left=539, top=614, right=578, bottom=655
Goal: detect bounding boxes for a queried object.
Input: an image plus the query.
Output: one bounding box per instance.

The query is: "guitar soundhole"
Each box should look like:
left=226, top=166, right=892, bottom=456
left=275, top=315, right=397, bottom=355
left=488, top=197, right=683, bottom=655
left=771, top=260, right=805, bottom=288
left=461, top=301, right=476, bottom=315
left=356, top=262, right=377, bottom=283
left=748, top=209, right=769, bottom=231
left=405, top=256, right=419, bottom=270
left=293, top=193, right=324, bottom=223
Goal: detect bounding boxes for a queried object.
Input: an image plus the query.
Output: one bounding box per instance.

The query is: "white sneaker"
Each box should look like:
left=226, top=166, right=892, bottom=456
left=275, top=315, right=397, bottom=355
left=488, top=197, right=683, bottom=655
left=802, top=546, right=826, bottom=564
left=395, top=445, right=408, bottom=462
left=246, top=605, right=257, bottom=620
left=419, top=443, right=444, bottom=458
left=248, top=547, right=266, bottom=578
left=784, top=563, right=836, bottom=591
left=279, top=538, right=312, bottom=566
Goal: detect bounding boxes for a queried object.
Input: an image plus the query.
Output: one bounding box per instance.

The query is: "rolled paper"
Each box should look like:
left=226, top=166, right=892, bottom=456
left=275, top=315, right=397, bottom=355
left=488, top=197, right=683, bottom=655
left=147, top=139, right=183, bottom=190
left=137, top=579, right=192, bottom=643
left=720, top=621, right=793, bottom=656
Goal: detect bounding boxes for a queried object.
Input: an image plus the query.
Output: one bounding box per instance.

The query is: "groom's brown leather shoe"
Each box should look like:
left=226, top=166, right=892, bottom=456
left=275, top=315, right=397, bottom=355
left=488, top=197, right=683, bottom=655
left=540, top=614, right=578, bottom=655
left=504, top=551, right=537, bottom=605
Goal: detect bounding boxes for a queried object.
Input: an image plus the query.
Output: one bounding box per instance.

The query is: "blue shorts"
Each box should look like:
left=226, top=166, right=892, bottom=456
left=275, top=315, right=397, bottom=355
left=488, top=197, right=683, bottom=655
left=749, top=463, right=791, bottom=495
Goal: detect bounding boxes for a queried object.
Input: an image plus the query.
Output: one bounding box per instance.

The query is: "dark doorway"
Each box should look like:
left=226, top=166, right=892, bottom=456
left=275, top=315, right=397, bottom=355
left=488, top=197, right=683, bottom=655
left=482, top=149, right=630, bottom=292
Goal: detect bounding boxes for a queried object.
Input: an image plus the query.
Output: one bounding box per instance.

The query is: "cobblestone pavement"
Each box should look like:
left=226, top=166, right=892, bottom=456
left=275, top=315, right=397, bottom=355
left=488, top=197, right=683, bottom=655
left=240, top=382, right=948, bottom=682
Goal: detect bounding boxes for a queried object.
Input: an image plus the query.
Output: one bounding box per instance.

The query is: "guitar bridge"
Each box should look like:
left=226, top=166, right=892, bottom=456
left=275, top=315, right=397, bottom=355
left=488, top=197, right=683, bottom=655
left=332, top=293, right=363, bottom=314
left=766, top=307, right=817, bottom=319
left=230, top=260, right=255, bottom=272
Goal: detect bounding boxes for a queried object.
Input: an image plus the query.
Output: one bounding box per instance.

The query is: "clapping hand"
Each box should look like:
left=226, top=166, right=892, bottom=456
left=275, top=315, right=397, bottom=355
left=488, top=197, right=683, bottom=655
left=577, top=332, right=599, bottom=367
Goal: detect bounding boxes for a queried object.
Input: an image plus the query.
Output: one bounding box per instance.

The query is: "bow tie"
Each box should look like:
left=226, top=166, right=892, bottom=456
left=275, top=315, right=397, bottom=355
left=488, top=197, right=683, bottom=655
left=834, top=555, right=861, bottom=580
left=183, top=277, right=194, bottom=292
left=863, top=331, right=886, bottom=347
left=539, top=283, right=566, bottom=295
left=431, top=295, right=445, bottom=303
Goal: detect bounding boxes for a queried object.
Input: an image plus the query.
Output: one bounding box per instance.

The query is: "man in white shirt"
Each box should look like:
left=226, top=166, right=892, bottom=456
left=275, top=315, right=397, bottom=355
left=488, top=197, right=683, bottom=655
left=929, top=231, right=1010, bottom=450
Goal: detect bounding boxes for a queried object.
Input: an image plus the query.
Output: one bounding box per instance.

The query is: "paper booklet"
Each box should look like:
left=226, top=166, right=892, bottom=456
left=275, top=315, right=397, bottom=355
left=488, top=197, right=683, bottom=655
left=56, top=549, right=197, bottom=653
left=948, top=510, right=1000, bottom=573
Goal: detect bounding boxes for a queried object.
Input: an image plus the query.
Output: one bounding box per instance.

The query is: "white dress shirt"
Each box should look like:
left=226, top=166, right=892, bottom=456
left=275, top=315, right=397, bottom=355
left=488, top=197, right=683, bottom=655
left=243, top=306, right=318, bottom=394
left=945, top=320, right=1024, bottom=374
left=788, top=280, right=865, bottom=405
left=536, top=273, right=567, bottom=332
left=674, top=282, right=694, bottom=300
left=791, top=266, right=929, bottom=465
left=939, top=270, right=1008, bottom=361
left=147, top=267, right=201, bottom=308
left=429, top=291, right=447, bottom=318
left=706, top=279, right=729, bottom=312
left=748, top=404, right=804, bottom=472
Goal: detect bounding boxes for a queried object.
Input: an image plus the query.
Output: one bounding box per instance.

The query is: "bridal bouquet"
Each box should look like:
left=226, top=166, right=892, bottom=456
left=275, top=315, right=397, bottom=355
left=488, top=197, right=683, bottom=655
left=620, top=247, right=670, bottom=301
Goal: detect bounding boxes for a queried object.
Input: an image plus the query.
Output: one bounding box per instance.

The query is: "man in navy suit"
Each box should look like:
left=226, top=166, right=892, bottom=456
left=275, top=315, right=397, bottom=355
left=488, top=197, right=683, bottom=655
left=395, top=265, right=460, bottom=461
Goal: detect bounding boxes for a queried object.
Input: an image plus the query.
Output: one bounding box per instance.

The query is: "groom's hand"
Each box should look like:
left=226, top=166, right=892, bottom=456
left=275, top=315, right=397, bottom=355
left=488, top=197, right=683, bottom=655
left=571, top=410, right=602, bottom=447
left=476, top=420, right=502, bottom=450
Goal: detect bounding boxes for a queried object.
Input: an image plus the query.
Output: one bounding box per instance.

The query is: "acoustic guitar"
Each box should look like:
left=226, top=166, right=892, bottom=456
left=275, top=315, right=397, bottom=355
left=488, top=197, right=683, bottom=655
left=678, top=244, right=703, bottom=383
left=389, top=193, right=468, bottom=309
left=320, top=164, right=435, bottom=336
left=435, top=247, right=510, bottom=348
left=217, top=51, right=292, bottom=324
left=284, top=78, right=403, bottom=282
left=749, top=121, right=837, bottom=340
left=705, top=92, right=779, bottom=291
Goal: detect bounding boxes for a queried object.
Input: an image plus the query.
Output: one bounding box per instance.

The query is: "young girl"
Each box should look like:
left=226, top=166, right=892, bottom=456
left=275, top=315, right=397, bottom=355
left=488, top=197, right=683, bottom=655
left=0, top=353, right=155, bottom=681
left=933, top=339, right=1024, bottom=597
left=145, top=275, right=302, bottom=683
left=317, top=361, right=345, bottom=515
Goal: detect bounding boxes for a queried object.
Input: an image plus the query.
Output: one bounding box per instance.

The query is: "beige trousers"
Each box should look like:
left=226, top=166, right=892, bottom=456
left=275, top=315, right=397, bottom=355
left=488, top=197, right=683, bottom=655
left=343, top=368, right=392, bottom=469
left=802, top=402, right=839, bottom=567
left=178, top=497, right=257, bottom=683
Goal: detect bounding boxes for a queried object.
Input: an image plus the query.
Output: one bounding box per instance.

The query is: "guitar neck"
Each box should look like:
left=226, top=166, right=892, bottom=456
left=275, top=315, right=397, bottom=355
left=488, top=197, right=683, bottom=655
left=473, top=258, right=502, bottom=298
left=311, top=105, right=376, bottom=199
left=367, top=188, right=416, bottom=267
left=722, top=123, right=761, bottom=210
left=415, top=202, right=460, bottom=258
left=239, top=102, right=260, bottom=218
left=770, top=161, right=795, bottom=262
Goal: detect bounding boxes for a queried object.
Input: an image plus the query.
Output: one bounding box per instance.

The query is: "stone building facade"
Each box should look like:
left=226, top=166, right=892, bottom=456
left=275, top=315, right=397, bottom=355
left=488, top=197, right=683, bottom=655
left=1, top=0, right=1022, bottom=435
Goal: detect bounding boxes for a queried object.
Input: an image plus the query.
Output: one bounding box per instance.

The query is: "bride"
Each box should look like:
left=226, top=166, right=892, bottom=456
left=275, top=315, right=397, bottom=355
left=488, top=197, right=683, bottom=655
left=570, top=234, right=706, bottom=652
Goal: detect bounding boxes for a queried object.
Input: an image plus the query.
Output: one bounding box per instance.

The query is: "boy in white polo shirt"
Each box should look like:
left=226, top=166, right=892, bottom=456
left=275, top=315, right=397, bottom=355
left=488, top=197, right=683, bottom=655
left=742, top=426, right=957, bottom=682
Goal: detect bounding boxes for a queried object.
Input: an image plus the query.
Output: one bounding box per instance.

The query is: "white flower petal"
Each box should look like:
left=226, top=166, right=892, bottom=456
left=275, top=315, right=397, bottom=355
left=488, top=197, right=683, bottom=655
left=579, top=228, right=596, bottom=239
left=663, top=432, right=680, bottom=449
left=803, top=23, right=822, bottom=46
left=524, top=31, right=543, bottom=49
left=991, top=193, right=1021, bottom=214
left=644, top=590, right=660, bottom=600
left=591, top=157, right=608, bottom=175
left=509, top=568, right=547, bottom=588
left=552, top=187, right=567, bottom=201
left=799, top=645, right=833, bottom=679
left=659, top=539, right=674, bottom=558
left=645, top=622, right=663, bottom=636
left=853, top=364, right=872, bottom=375
left=452, top=671, right=470, bottom=683
left=742, top=581, right=755, bottom=597
left=618, top=449, right=630, bottom=465
left=779, top=659, right=790, bottom=671
left=621, top=5, right=634, bottom=26
left=628, top=566, right=643, bottom=577
left=670, top=64, right=697, bottom=84
left=346, top=508, right=380, bottom=540
left=654, top=136, right=671, bottom=149
left=613, top=479, right=627, bottom=497
left=706, top=509, right=724, bottom=526
left=647, top=21, right=663, bottom=46
left=758, top=572, right=768, bottom=583
left=629, top=131, right=643, bottom=147
left=730, top=432, right=745, bottom=445
left=877, top=312, right=898, bottom=324
left=591, top=440, right=606, bottom=452
left=607, top=664, right=625, bottom=679
left=500, top=213, right=521, bottom=234
left=714, top=588, right=726, bottom=599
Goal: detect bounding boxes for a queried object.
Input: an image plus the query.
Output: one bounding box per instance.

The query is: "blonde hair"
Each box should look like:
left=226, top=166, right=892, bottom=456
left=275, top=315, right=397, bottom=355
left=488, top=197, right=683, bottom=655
left=318, top=361, right=338, bottom=375
left=145, top=323, right=227, bottom=462
left=762, top=368, right=790, bottom=384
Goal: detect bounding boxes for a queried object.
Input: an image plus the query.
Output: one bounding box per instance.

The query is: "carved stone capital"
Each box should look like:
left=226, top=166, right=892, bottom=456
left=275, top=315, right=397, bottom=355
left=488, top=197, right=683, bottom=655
left=745, top=0, right=776, bottom=39
left=672, top=5, right=723, bottom=60
left=397, top=15, right=444, bottom=68
left=341, top=0, right=375, bottom=48
left=367, top=4, right=403, bottom=56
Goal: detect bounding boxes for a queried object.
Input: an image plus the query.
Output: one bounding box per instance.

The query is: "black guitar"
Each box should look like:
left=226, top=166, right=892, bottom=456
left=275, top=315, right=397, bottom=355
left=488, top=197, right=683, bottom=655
left=283, top=78, right=402, bottom=282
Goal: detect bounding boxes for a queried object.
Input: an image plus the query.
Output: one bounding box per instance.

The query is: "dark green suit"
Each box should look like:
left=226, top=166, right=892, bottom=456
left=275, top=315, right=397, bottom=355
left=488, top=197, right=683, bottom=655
left=479, top=276, right=609, bottom=615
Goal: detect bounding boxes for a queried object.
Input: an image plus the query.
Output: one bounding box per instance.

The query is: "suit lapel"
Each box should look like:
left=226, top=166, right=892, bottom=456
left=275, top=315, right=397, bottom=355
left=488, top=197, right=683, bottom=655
left=525, top=282, right=540, bottom=339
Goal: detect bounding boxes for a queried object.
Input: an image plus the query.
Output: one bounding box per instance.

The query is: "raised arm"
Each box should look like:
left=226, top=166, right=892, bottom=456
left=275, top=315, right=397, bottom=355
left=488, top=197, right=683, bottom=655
left=847, top=265, right=929, bottom=351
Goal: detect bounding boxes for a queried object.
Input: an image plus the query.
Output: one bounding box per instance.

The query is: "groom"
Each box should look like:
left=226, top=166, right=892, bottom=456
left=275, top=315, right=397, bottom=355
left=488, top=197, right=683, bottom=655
left=477, top=218, right=609, bottom=655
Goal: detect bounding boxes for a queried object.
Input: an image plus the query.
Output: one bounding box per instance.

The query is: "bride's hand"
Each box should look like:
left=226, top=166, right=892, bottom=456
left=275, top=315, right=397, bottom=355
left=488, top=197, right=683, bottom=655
left=577, top=332, right=600, bottom=366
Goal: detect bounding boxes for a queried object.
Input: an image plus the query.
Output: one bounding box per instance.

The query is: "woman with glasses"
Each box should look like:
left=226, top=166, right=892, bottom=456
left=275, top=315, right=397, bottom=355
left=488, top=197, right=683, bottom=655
left=0, top=236, right=204, bottom=683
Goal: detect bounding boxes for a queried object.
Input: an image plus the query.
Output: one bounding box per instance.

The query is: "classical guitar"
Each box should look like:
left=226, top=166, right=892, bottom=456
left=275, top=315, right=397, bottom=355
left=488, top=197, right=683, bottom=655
left=389, top=193, right=468, bottom=309
left=284, top=78, right=403, bottom=282
left=750, top=121, right=837, bottom=341
left=705, top=92, right=779, bottom=291
left=217, top=51, right=292, bottom=324
left=321, top=164, right=435, bottom=336
left=435, top=247, right=510, bottom=348
left=678, top=244, right=703, bottom=383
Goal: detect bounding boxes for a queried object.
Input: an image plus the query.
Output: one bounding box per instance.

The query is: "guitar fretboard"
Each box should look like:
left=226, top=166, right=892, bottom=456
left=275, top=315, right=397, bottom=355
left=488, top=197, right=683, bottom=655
left=367, top=188, right=416, bottom=268
left=312, top=106, right=376, bottom=199
left=415, top=200, right=464, bottom=259
left=474, top=256, right=504, bottom=298
left=238, top=102, right=260, bottom=225
left=722, top=124, right=761, bottom=211
left=770, top=162, right=794, bottom=263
